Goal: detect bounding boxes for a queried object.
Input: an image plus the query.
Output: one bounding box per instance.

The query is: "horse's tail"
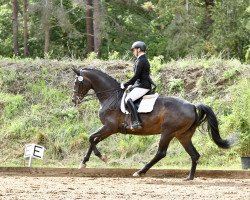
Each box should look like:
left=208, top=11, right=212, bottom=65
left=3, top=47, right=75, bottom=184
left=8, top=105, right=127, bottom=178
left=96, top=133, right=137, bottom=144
left=195, top=104, right=232, bottom=149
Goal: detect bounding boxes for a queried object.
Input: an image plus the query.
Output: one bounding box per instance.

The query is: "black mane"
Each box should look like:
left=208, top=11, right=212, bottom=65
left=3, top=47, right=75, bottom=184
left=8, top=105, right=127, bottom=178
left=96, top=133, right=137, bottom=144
left=83, top=68, right=120, bottom=85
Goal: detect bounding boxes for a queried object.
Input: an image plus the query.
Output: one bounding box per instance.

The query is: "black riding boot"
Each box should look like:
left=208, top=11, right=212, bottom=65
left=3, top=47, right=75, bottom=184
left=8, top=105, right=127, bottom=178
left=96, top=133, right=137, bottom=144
left=126, top=99, right=142, bottom=129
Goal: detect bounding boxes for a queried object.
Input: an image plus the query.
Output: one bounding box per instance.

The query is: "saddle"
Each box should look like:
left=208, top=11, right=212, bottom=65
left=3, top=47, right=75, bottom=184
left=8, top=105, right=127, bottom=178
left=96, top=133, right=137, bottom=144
left=120, top=89, right=159, bottom=114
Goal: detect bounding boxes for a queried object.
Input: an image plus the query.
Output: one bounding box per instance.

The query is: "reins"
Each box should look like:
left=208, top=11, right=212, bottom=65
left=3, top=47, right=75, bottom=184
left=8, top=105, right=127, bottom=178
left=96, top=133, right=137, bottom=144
left=75, top=87, right=123, bottom=105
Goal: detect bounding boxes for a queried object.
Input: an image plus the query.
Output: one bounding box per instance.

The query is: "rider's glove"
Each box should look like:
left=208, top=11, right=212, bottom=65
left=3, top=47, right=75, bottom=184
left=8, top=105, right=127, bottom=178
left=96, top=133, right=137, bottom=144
left=120, top=83, right=125, bottom=89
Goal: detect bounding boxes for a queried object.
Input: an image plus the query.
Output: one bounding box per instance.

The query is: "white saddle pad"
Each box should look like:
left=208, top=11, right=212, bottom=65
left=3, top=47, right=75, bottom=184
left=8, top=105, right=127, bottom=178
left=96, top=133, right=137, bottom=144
left=121, top=92, right=159, bottom=114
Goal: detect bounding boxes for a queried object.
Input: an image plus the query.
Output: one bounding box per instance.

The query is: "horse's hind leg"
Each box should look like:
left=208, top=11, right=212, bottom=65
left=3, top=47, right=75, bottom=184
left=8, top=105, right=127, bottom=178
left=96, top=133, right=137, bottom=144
left=177, top=130, right=200, bottom=180
left=181, top=141, right=200, bottom=180
left=133, top=133, right=174, bottom=177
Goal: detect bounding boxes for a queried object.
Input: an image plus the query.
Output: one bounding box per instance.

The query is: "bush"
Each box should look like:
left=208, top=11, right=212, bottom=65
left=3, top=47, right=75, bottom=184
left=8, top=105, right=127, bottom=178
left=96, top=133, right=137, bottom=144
left=149, top=55, right=165, bottom=93
left=0, top=93, right=25, bottom=118
left=223, top=66, right=241, bottom=80
left=219, top=79, right=250, bottom=156
left=168, top=78, right=184, bottom=93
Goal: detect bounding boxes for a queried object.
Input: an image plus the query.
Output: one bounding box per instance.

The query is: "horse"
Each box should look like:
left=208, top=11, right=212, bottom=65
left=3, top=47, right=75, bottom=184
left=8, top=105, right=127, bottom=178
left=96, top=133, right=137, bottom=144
left=71, top=67, right=233, bottom=180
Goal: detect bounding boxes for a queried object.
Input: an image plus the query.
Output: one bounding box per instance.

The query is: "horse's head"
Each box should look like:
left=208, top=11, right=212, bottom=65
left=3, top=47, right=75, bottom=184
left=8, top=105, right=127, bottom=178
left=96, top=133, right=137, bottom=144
left=72, top=68, right=92, bottom=105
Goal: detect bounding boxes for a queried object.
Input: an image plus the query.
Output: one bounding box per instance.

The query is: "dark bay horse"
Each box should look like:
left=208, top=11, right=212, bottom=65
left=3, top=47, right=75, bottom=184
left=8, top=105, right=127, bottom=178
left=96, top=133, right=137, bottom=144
left=72, top=68, right=233, bottom=180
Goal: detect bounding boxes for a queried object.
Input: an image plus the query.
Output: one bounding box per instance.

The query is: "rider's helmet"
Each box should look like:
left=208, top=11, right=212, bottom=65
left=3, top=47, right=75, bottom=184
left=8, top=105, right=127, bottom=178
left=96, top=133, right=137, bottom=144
left=130, top=41, right=146, bottom=51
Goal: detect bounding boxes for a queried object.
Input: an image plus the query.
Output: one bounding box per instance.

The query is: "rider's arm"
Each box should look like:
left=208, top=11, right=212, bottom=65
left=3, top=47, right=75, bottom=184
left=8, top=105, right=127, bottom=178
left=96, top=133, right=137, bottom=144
left=124, top=59, right=143, bottom=88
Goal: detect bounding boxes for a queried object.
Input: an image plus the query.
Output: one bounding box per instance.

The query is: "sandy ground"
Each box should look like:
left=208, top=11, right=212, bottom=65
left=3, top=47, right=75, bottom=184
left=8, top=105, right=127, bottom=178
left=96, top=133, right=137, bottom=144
left=0, top=176, right=249, bottom=200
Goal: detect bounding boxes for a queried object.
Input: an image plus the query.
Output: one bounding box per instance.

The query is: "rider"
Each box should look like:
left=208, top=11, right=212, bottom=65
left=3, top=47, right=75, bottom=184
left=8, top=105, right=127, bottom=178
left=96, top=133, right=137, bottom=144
left=121, top=41, right=154, bottom=129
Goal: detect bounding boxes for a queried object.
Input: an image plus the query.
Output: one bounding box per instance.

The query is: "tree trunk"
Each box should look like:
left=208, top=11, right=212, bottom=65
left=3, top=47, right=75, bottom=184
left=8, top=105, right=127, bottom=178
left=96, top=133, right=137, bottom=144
left=43, top=0, right=51, bottom=57
left=185, top=0, right=189, bottom=13
left=204, top=0, right=214, bottom=37
left=12, top=0, right=19, bottom=56
left=93, top=0, right=102, bottom=57
left=44, top=21, right=50, bottom=57
left=23, top=0, right=30, bottom=56
left=86, top=0, right=94, bottom=54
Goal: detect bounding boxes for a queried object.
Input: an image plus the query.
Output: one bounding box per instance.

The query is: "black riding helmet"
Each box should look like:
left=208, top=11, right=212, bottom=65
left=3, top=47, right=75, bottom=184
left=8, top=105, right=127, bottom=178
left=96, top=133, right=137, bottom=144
left=130, top=41, right=146, bottom=51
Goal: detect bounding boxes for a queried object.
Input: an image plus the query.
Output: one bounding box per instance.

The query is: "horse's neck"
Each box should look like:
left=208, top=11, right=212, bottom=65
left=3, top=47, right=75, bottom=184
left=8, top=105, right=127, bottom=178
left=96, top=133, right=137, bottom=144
left=86, top=71, right=119, bottom=105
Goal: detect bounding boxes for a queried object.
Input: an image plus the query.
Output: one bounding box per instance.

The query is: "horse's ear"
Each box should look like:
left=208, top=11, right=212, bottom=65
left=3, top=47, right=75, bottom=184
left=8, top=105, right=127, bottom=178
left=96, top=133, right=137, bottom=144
left=72, top=67, right=80, bottom=76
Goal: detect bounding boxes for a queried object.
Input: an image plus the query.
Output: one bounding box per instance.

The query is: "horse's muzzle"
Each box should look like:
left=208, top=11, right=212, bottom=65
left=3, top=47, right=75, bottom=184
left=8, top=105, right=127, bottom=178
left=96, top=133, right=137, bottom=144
left=71, top=96, right=76, bottom=105
left=72, top=95, right=80, bottom=106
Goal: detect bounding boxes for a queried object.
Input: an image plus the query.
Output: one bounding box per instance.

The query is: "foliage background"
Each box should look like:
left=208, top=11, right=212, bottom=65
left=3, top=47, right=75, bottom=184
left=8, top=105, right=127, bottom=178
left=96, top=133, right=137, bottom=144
left=0, top=0, right=249, bottom=62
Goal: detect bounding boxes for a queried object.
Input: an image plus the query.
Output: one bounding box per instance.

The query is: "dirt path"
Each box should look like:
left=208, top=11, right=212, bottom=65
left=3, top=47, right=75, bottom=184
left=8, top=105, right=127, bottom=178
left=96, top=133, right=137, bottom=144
left=0, top=176, right=249, bottom=200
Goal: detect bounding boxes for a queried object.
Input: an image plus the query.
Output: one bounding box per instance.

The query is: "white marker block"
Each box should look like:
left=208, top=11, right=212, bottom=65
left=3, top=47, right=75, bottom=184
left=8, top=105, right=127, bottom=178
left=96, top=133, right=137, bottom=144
left=24, top=144, right=45, bottom=167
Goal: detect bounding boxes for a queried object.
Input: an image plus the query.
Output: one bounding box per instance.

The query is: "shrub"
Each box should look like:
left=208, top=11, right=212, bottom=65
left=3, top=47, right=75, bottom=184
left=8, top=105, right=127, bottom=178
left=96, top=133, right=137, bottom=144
left=0, top=93, right=25, bottom=118
left=223, top=66, right=241, bottom=80
left=108, top=51, right=120, bottom=60
left=220, top=79, right=250, bottom=156
left=168, top=78, right=184, bottom=93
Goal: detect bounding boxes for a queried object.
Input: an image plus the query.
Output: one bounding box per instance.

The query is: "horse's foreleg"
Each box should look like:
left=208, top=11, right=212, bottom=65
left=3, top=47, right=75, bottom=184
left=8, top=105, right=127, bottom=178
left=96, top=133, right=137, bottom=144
left=133, top=133, right=173, bottom=177
left=80, top=126, right=114, bottom=167
left=79, top=144, right=105, bottom=168
left=79, top=145, right=93, bottom=168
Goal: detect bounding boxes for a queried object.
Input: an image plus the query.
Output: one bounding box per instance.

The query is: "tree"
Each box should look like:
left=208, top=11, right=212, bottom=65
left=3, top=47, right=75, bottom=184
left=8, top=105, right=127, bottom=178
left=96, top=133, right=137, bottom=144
left=204, top=0, right=214, bottom=38
left=23, top=0, right=30, bottom=56
left=12, top=0, right=19, bottom=56
left=0, top=0, right=248, bottom=60
left=86, top=0, right=94, bottom=53
left=210, top=0, right=250, bottom=60
left=43, top=0, right=52, bottom=56
left=93, top=0, right=102, bottom=57
left=155, top=0, right=205, bottom=59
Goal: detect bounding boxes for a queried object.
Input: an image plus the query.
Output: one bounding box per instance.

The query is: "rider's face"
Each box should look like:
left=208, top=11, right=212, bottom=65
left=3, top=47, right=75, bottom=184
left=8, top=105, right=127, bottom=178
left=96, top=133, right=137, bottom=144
left=133, top=48, right=140, bottom=57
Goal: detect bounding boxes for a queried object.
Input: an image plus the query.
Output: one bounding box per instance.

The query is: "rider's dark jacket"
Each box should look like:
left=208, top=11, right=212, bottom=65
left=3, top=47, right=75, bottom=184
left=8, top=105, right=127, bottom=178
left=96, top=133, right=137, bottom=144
left=124, top=54, right=153, bottom=89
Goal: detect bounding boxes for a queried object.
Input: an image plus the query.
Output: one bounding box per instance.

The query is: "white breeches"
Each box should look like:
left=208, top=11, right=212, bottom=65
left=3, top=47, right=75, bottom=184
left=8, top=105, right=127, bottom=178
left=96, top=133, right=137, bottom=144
left=125, top=87, right=150, bottom=103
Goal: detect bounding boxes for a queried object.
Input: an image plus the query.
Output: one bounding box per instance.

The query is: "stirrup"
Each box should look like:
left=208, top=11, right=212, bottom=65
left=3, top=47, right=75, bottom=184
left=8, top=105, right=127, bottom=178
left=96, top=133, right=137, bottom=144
left=128, top=121, right=142, bottom=130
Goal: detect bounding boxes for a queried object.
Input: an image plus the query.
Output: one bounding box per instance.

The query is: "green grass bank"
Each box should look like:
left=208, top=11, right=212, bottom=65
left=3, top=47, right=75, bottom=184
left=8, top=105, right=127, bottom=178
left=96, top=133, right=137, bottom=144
left=0, top=57, right=249, bottom=169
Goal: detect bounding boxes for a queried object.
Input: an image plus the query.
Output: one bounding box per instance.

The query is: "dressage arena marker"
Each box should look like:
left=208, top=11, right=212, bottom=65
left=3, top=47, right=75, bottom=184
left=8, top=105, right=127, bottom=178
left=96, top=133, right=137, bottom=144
left=24, top=144, right=45, bottom=167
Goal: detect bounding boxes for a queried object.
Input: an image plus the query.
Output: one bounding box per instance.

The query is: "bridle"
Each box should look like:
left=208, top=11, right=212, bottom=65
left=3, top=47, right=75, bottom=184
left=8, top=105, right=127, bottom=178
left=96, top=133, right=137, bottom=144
left=73, top=69, right=123, bottom=106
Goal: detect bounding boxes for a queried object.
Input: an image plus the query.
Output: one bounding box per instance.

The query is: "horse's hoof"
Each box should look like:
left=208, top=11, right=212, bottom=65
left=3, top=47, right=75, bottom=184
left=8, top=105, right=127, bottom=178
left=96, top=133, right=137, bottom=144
left=133, top=171, right=143, bottom=177
left=78, top=163, right=86, bottom=169
left=184, top=176, right=194, bottom=181
left=101, top=155, right=108, bottom=163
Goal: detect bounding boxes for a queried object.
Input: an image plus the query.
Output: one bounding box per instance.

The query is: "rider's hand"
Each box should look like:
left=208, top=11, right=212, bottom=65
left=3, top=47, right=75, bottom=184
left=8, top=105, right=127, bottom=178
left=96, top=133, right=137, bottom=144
left=127, top=85, right=132, bottom=90
left=120, top=83, right=125, bottom=89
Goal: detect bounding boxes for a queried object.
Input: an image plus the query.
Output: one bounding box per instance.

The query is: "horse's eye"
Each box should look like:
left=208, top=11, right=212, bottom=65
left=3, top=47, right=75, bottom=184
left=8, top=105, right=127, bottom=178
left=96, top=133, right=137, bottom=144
left=78, top=76, right=84, bottom=82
